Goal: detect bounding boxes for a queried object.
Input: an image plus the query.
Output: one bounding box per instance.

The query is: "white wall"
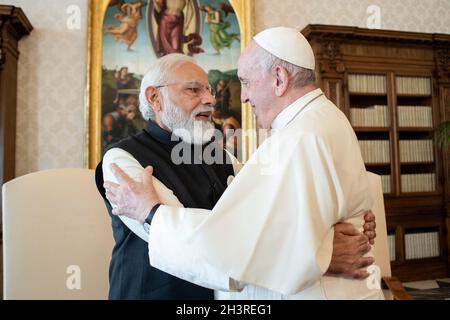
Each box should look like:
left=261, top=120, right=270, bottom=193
left=4, top=0, right=88, bottom=177
left=8, top=0, right=450, bottom=176
left=255, top=0, right=450, bottom=34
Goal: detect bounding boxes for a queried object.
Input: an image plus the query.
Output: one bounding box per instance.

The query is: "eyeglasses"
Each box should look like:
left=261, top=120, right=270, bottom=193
left=155, top=81, right=216, bottom=98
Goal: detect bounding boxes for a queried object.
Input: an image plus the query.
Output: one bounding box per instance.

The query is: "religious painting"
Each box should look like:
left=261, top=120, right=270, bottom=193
left=87, top=0, right=255, bottom=168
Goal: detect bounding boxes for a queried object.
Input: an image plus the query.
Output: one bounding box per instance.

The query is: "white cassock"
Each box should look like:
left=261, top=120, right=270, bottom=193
left=103, top=88, right=384, bottom=299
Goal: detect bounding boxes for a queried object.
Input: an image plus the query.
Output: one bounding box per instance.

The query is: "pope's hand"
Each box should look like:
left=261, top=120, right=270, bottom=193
left=363, top=210, right=376, bottom=245
left=104, top=163, right=161, bottom=224
left=326, top=217, right=375, bottom=279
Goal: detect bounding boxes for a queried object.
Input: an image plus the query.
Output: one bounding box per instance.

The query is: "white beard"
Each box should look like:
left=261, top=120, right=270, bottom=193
left=159, top=89, right=215, bottom=145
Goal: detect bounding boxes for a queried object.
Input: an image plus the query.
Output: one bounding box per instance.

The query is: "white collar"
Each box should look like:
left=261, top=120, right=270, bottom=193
left=270, top=88, right=323, bottom=130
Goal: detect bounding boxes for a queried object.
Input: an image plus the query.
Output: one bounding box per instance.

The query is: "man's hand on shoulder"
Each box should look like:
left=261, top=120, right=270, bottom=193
left=104, top=164, right=161, bottom=223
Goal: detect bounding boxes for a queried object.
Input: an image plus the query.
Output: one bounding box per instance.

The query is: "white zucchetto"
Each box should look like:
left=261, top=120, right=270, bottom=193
left=253, top=26, right=316, bottom=70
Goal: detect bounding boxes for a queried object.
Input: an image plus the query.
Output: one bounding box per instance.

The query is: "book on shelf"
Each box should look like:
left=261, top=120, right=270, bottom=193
left=350, top=105, right=388, bottom=127
left=405, top=231, right=439, bottom=260
left=401, top=173, right=436, bottom=193
left=399, top=140, right=434, bottom=163
left=396, top=76, right=431, bottom=95
left=358, top=140, right=390, bottom=163
left=381, top=175, right=391, bottom=194
left=387, top=234, right=396, bottom=262
left=348, top=74, right=387, bottom=94
left=398, top=105, right=433, bottom=128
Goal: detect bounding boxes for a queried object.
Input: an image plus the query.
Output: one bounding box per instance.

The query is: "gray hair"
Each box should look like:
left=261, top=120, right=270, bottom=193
left=139, top=53, right=196, bottom=120
left=253, top=44, right=316, bottom=88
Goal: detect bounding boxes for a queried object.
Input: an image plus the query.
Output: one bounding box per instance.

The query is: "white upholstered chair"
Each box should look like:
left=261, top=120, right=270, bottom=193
left=367, top=172, right=412, bottom=300
left=2, top=168, right=114, bottom=299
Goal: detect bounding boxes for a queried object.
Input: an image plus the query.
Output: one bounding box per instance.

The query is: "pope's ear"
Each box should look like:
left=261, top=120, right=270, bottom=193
left=273, top=65, right=290, bottom=97
left=145, top=87, right=161, bottom=111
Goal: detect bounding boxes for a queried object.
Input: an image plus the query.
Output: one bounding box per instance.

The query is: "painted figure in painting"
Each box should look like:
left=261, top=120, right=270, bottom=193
left=214, top=79, right=230, bottom=112
left=106, top=1, right=144, bottom=51
left=153, top=0, right=203, bottom=56
left=101, top=0, right=243, bottom=155
left=201, top=3, right=239, bottom=54
left=101, top=65, right=144, bottom=153
left=115, top=67, right=135, bottom=89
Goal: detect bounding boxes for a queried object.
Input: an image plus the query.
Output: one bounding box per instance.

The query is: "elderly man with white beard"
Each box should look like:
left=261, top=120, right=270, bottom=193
left=96, top=53, right=377, bottom=300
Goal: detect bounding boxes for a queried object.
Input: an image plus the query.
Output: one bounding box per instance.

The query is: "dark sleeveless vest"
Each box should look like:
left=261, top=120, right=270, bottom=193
left=95, top=121, right=234, bottom=300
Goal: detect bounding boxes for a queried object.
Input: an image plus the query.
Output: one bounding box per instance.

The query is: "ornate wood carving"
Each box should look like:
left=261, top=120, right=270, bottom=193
left=435, top=48, right=450, bottom=82
left=319, top=40, right=345, bottom=74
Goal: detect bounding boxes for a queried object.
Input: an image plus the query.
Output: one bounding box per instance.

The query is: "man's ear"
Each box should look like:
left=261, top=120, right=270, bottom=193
left=145, top=87, right=162, bottom=112
left=274, top=66, right=290, bottom=97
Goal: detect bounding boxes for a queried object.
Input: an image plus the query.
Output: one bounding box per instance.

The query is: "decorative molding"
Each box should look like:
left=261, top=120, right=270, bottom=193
left=303, top=24, right=450, bottom=45
left=230, top=0, right=257, bottom=159
left=0, top=6, right=32, bottom=68
left=0, top=5, right=33, bottom=37
left=85, top=0, right=108, bottom=169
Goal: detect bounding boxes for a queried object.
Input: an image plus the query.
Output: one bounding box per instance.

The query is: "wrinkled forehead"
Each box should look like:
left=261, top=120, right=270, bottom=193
left=238, top=41, right=258, bottom=77
left=170, top=61, right=209, bottom=83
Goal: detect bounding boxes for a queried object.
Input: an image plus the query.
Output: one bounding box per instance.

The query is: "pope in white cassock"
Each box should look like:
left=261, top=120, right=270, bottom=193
left=105, top=27, right=384, bottom=299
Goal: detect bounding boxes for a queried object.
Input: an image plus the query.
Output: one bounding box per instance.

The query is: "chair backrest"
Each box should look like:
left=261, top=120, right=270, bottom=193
left=367, top=172, right=392, bottom=278
left=2, top=168, right=114, bottom=299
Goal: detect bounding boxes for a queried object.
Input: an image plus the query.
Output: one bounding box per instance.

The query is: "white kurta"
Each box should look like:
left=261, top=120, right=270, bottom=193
left=103, top=148, right=250, bottom=296
left=103, top=88, right=384, bottom=299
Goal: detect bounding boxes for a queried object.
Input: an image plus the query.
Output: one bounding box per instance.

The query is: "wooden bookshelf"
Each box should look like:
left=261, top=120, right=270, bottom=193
left=303, top=24, right=450, bottom=282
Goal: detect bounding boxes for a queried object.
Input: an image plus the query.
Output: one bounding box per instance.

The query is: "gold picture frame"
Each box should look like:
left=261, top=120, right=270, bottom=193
left=85, top=0, right=256, bottom=168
